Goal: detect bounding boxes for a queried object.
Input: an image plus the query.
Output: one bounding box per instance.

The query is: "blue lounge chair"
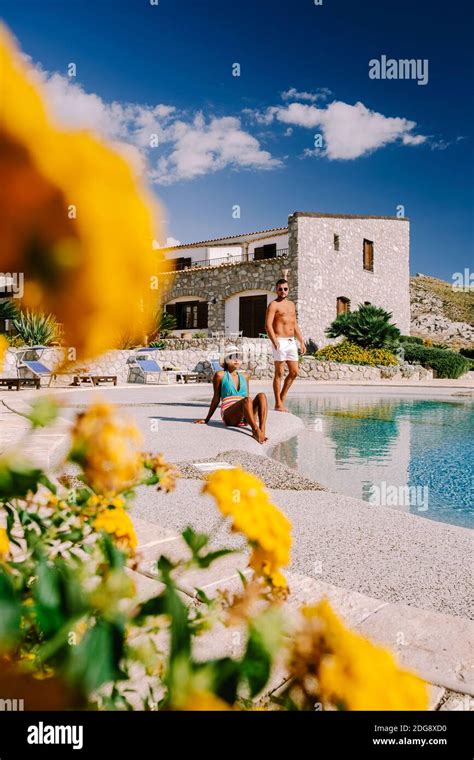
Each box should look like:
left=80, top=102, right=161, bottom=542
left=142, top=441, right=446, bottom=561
left=128, top=349, right=182, bottom=384
left=15, top=346, right=53, bottom=387
left=210, top=359, right=223, bottom=374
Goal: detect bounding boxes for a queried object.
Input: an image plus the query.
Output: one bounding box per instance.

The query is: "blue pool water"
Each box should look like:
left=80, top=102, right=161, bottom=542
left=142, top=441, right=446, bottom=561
left=270, top=394, right=474, bottom=529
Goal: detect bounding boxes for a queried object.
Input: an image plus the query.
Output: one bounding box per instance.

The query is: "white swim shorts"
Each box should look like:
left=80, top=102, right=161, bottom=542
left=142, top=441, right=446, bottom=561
left=272, top=336, right=299, bottom=362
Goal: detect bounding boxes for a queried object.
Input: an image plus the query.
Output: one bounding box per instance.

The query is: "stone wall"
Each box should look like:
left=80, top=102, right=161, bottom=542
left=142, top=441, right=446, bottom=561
left=159, top=254, right=293, bottom=334
left=2, top=345, right=432, bottom=384
left=291, top=213, right=411, bottom=347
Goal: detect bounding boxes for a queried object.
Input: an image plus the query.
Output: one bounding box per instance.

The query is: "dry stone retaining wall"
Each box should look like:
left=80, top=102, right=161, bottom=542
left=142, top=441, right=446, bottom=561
left=2, top=343, right=432, bottom=384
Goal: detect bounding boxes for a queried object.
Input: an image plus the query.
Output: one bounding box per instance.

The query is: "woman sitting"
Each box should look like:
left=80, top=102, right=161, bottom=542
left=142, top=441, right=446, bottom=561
left=194, top=347, right=268, bottom=443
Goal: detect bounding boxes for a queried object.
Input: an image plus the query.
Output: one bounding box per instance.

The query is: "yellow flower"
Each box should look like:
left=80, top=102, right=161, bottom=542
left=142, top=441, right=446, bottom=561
left=0, top=335, right=7, bottom=368
left=179, top=690, right=231, bottom=711
left=289, top=599, right=428, bottom=711
left=142, top=453, right=178, bottom=492
left=202, top=468, right=291, bottom=588
left=0, top=24, right=166, bottom=360
left=93, top=507, right=137, bottom=551
left=0, top=528, right=9, bottom=558
left=69, top=402, right=142, bottom=495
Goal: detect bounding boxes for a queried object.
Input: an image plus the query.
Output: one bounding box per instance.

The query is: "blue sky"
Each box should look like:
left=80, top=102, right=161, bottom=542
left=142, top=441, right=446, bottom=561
left=2, top=0, right=472, bottom=280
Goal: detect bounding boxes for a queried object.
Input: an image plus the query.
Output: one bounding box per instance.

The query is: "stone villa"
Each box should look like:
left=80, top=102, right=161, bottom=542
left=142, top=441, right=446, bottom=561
left=160, top=212, right=410, bottom=347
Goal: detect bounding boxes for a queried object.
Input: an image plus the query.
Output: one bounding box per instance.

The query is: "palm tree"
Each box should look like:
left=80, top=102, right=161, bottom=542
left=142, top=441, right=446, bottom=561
left=326, top=304, right=401, bottom=349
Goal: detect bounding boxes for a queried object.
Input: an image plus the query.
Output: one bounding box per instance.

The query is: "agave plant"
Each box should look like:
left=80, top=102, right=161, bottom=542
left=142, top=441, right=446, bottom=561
left=12, top=309, right=62, bottom=346
left=326, top=304, right=401, bottom=349
left=0, top=298, right=20, bottom=322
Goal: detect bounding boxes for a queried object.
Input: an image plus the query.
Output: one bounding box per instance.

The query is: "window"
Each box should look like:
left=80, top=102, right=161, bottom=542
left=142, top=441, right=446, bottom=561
left=336, top=296, right=351, bottom=316
left=363, top=239, right=374, bottom=272
left=175, top=256, right=192, bottom=271
left=166, top=301, right=208, bottom=330
left=253, top=243, right=277, bottom=260
left=334, top=234, right=340, bottom=251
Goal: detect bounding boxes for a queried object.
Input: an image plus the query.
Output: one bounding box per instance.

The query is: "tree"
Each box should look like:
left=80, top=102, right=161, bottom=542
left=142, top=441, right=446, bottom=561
left=325, top=304, right=401, bottom=349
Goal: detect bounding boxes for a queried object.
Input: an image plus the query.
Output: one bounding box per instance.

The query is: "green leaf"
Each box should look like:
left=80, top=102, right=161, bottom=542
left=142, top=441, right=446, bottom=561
left=0, top=570, right=22, bottom=648
left=32, top=558, right=64, bottom=635
left=0, top=456, right=48, bottom=500
left=208, top=658, right=241, bottom=704
left=100, top=533, right=126, bottom=570
left=241, top=631, right=272, bottom=698
left=26, top=398, right=59, bottom=429
left=4, top=504, right=22, bottom=548
left=66, top=619, right=126, bottom=694
left=194, top=548, right=234, bottom=569
left=134, top=594, right=167, bottom=621
left=195, top=588, right=213, bottom=605
left=182, top=527, right=209, bottom=555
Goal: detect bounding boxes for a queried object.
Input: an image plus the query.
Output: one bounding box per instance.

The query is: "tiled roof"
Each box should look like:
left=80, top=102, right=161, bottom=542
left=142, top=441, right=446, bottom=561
left=160, top=226, right=288, bottom=250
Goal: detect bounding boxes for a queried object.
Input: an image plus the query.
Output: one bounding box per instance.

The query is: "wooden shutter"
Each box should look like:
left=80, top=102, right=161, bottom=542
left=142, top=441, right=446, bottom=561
left=253, top=246, right=265, bottom=260
left=165, top=303, right=177, bottom=317
left=363, top=239, right=374, bottom=271
left=263, top=243, right=277, bottom=259
left=336, top=297, right=350, bottom=316
left=239, top=295, right=267, bottom=337
left=197, top=301, right=208, bottom=328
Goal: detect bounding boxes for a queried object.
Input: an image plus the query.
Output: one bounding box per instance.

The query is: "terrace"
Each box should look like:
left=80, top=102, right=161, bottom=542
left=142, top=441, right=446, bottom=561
left=163, top=246, right=289, bottom=273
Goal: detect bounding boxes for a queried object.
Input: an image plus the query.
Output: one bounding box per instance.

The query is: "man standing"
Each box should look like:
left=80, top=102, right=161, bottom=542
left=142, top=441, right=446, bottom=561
left=265, top=279, right=306, bottom=412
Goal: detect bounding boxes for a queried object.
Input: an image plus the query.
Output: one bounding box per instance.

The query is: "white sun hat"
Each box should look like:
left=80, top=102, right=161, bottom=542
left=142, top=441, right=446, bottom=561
left=219, top=344, right=243, bottom=366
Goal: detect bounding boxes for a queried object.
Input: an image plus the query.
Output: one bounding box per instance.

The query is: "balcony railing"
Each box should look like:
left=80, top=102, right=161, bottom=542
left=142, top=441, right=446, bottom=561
left=167, top=248, right=289, bottom=273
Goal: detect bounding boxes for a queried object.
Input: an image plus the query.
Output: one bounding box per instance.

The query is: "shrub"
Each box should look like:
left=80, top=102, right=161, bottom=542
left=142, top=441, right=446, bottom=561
left=399, top=335, right=424, bottom=345
left=0, top=298, right=19, bottom=322
left=315, top=341, right=398, bottom=366
left=305, top=338, right=319, bottom=355
left=12, top=309, right=62, bottom=346
left=192, top=332, right=207, bottom=339
left=403, top=344, right=470, bottom=379
left=5, top=333, right=25, bottom=347
left=460, top=347, right=474, bottom=359
left=326, top=304, right=401, bottom=349
left=156, top=310, right=177, bottom=338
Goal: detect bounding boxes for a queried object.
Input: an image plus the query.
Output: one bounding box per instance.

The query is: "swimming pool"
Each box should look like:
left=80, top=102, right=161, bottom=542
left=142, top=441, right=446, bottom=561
left=270, top=393, right=474, bottom=529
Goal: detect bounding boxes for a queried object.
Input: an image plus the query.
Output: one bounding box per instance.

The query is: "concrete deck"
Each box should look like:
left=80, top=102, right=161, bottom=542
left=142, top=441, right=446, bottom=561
left=1, top=380, right=472, bottom=708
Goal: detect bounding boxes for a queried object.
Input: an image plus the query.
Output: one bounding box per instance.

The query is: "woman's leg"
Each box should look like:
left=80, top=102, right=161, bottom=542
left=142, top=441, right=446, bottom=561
left=223, top=397, right=265, bottom=443
left=253, top=393, right=268, bottom=441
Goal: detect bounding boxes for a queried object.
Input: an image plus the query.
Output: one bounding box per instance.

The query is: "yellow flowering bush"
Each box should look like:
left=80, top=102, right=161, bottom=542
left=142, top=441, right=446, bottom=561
left=285, top=599, right=427, bottom=711
left=202, top=467, right=291, bottom=589
left=0, top=335, right=7, bottom=368
left=0, top=24, right=165, bottom=359
left=315, top=341, right=397, bottom=366
left=69, top=402, right=143, bottom=495
left=0, top=527, right=9, bottom=558
left=93, top=507, right=138, bottom=552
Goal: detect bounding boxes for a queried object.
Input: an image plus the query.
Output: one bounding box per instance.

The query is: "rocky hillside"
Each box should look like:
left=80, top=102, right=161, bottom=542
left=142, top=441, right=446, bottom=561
left=410, top=274, right=474, bottom=348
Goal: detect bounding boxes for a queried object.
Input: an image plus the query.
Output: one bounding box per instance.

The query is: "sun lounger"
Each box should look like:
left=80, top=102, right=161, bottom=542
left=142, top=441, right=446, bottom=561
left=0, top=377, right=41, bottom=391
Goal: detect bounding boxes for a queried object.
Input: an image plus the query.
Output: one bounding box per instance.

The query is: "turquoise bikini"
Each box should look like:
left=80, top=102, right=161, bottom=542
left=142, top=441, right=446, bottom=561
left=220, top=371, right=248, bottom=424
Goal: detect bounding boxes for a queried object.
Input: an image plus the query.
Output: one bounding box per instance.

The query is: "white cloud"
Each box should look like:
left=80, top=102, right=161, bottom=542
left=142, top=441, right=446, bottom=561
left=266, top=100, right=427, bottom=159
left=281, top=87, right=331, bottom=102
left=32, top=68, right=280, bottom=184
left=166, top=237, right=181, bottom=247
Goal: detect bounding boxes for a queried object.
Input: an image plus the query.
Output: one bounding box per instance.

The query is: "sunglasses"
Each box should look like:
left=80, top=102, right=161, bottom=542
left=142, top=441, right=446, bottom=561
left=227, top=354, right=242, bottom=360
left=278, top=287, right=289, bottom=292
